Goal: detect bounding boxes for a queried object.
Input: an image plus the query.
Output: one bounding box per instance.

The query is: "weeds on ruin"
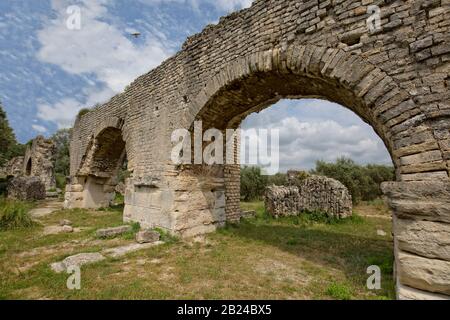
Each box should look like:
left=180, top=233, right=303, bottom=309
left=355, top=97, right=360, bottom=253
left=122, top=222, right=141, bottom=240
left=0, top=198, right=35, bottom=231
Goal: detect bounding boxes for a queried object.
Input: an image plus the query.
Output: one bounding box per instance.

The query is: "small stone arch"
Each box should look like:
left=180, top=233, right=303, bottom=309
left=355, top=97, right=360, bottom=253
left=25, top=158, right=32, bottom=176
left=65, top=118, right=128, bottom=209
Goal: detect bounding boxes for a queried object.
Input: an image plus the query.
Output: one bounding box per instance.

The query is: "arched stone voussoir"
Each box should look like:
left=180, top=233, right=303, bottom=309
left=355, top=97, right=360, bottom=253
left=93, top=116, right=124, bottom=138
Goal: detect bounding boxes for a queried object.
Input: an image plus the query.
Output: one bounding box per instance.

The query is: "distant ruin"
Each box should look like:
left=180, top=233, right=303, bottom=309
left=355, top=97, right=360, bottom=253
left=1, top=135, right=56, bottom=191
left=265, top=171, right=352, bottom=219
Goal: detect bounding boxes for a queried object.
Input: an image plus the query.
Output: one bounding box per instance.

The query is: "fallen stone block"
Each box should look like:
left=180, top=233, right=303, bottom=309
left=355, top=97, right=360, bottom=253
left=96, top=225, right=132, bottom=238
left=103, top=242, right=163, bottom=258
left=43, top=225, right=74, bottom=235
left=50, top=252, right=106, bottom=273
left=59, top=219, right=72, bottom=226
left=7, top=176, right=46, bottom=201
left=136, top=229, right=160, bottom=244
left=240, top=210, right=257, bottom=219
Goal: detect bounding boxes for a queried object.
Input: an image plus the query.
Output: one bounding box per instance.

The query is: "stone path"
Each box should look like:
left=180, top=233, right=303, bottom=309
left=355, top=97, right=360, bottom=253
left=30, top=199, right=63, bottom=218
left=50, top=241, right=164, bottom=273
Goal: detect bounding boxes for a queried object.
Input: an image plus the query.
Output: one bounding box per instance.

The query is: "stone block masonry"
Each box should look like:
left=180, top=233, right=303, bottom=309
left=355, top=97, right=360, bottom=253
left=65, top=0, right=450, bottom=299
left=265, top=173, right=352, bottom=219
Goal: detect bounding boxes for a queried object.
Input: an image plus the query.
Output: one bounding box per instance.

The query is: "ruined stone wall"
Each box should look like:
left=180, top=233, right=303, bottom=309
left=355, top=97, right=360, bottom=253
left=265, top=174, right=352, bottom=218
left=23, top=136, right=56, bottom=190
left=0, top=156, right=24, bottom=177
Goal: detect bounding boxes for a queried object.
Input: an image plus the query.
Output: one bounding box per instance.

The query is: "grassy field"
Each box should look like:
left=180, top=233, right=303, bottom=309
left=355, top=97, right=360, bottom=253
left=0, top=199, right=394, bottom=300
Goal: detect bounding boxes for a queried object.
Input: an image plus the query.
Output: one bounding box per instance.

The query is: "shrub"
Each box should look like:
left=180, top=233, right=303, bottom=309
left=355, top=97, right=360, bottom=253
left=326, top=282, right=352, bottom=300
left=0, top=198, right=34, bottom=231
left=55, top=174, right=66, bottom=191
left=77, top=108, right=90, bottom=118
left=240, top=166, right=268, bottom=201
left=312, top=157, right=394, bottom=204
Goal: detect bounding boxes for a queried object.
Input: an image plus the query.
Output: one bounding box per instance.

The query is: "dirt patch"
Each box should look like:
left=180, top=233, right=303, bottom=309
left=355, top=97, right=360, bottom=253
left=253, top=258, right=310, bottom=284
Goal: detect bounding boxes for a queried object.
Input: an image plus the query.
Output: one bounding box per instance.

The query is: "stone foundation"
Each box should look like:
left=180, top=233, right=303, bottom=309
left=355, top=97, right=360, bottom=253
left=382, top=181, right=450, bottom=300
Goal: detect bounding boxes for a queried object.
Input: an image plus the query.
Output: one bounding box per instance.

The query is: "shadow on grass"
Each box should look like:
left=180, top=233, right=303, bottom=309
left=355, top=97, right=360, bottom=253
left=220, top=217, right=395, bottom=299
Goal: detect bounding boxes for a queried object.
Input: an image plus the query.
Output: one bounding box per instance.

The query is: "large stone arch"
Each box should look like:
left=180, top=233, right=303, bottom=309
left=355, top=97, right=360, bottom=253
left=187, top=43, right=432, bottom=220
left=65, top=0, right=450, bottom=299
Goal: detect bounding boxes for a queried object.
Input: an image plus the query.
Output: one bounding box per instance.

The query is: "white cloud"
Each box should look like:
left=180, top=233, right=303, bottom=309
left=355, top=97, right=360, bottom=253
left=138, top=0, right=253, bottom=12
left=241, top=100, right=392, bottom=172
left=36, top=0, right=173, bottom=128
left=37, top=87, right=115, bottom=129
left=32, top=124, right=48, bottom=133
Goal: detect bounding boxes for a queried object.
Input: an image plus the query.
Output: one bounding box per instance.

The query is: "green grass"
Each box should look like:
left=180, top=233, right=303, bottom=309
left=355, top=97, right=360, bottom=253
left=326, top=282, right=353, bottom=300
left=0, top=198, right=35, bottom=231
left=0, top=200, right=395, bottom=300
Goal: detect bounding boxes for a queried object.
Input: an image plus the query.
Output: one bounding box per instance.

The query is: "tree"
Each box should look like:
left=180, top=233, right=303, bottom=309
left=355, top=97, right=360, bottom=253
left=312, top=157, right=394, bottom=203
left=51, top=129, right=72, bottom=188
left=0, top=101, right=25, bottom=166
left=240, top=166, right=268, bottom=201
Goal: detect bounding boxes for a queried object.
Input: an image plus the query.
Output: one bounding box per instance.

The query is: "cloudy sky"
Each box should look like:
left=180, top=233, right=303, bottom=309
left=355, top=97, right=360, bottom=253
left=0, top=0, right=391, bottom=171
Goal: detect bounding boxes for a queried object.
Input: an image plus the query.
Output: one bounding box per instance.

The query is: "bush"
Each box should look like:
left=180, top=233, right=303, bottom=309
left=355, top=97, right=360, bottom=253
left=326, top=282, right=352, bottom=300
left=76, top=108, right=90, bottom=119
left=312, top=157, right=394, bottom=204
left=240, top=166, right=268, bottom=201
left=55, top=174, right=67, bottom=190
left=0, top=198, right=34, bottom=231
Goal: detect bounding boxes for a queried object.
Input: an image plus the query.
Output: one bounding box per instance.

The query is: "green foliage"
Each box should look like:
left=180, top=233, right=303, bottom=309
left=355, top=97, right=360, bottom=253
left=312, top=157, right=394, bottom=204
left=76, top=108, right=90, bottom=119
left=240, top=158, right=394, bottom=203
left=55, top=174, right=67, bottom=190
left=118, top=169, right=131, bottom=183
left=326, top=282, right=352, bottom=300
left=154, top=227, right=179, bottom=244
left=51, top=129, right=71, bottom=178
left=240, top=166, right=268, bottom=201
left=0, top=177, right=10, bottom=196
left=0, top=102, right=26, bottom=166
left=0, top=198, right=35, bottom=231
left=267, top=172, right=286, bottom=186
left=122, top=222, right=141, bottom=240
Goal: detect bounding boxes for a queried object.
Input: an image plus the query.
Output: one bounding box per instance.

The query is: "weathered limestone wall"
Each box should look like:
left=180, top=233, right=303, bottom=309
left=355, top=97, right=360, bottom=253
left=265, top=174, right=352, bottom=218
left=0, top=156, right=24, bottom=177
left=382, top=181, right=450, bottom=299
left=23, top=136, right=56, bottom=191
left=7, top=176, right=46, bottom=201
left=66, top=0, right=450, bottom=298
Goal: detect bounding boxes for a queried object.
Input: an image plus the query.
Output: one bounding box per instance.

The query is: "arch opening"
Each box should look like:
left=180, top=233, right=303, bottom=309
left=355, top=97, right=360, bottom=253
left=76, top=126, right=128, bottom=209
left=187, top=66, right=400, bottom=223
left=25, top=159, right=32, bottom=176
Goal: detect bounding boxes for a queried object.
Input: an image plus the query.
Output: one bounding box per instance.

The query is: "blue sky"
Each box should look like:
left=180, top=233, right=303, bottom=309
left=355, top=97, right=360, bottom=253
left=0, top=0, right=391, bottom=171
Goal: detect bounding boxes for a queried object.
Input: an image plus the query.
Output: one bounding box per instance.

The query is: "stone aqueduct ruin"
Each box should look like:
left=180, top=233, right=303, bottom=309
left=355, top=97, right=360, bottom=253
left=64, top=0, right=450, bottom=299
